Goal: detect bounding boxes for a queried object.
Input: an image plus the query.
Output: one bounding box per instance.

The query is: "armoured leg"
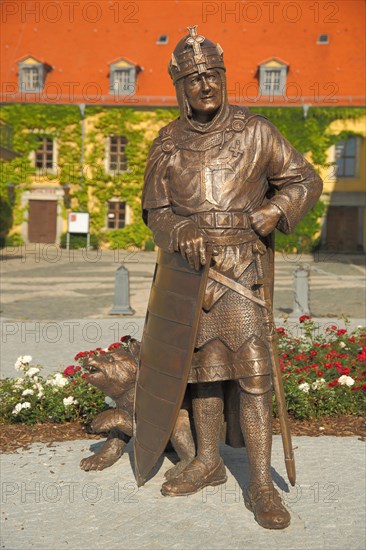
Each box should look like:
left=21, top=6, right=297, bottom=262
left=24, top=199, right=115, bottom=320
left=192, top=382, right=224, bottom=468
left=165, top=408, right=196, bottom=480
left=161, top=382, right=227, bottom=496
left=239, top=380, right=273, bottom=487
left=239, top=376, right=290, bottom=529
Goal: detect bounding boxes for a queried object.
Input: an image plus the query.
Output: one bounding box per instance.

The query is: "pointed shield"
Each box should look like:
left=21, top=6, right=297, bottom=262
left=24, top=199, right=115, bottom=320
left=133, top=248, right=212, bottom=486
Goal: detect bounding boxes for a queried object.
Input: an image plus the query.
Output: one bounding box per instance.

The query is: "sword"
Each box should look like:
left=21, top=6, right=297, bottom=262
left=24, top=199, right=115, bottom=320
left=253, top=240, right=296, bottom=487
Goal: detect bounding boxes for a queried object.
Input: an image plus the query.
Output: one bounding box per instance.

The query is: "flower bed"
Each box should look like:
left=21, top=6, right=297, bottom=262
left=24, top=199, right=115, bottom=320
left=0, top=357, right=106, bottom=425
left=276, top=317, right=366, bottom=419
left=0, top=320, right=365, bottom=425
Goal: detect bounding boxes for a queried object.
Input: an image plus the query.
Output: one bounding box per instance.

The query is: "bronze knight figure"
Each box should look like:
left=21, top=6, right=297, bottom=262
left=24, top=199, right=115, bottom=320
left=134, top=25, right=323, bottom=529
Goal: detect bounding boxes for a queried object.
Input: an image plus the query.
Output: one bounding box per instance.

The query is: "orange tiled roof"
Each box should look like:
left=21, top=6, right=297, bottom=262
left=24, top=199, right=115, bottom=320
left=1, top=0, right=365, bottom=106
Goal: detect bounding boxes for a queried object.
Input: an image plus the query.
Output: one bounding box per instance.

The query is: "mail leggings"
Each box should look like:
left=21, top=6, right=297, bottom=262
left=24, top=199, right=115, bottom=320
left=191, top=377, right=273, bottom=487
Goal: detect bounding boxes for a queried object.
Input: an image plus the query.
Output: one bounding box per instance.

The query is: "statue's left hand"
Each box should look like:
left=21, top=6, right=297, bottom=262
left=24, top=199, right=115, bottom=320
left=249, top=203, right=282, bottom=237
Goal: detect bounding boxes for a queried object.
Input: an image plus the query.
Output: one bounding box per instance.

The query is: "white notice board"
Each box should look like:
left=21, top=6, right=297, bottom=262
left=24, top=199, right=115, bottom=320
left=68, top=212, right=89, bottom=234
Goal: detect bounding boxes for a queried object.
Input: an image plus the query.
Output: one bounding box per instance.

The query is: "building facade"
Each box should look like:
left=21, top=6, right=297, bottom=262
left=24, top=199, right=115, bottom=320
left=1, top=0, right=365, bottom=251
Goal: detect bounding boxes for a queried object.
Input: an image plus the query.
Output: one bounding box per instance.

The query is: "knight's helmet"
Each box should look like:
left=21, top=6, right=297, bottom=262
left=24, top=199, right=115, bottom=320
left=168, top=25, right=227, bottom=125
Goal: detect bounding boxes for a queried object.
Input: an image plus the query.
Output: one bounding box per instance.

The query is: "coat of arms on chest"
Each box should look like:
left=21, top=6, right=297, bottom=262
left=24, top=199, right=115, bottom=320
left=201, top=157, right=235, bottom=206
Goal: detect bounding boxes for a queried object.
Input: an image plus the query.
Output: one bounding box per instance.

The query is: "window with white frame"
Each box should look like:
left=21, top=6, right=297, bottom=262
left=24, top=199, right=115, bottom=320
left=110, top=59, right=136, bottom=95
left=264, top=70, right=281, bottom=93
left=259, top=59, right=287, bottom=96
left=335, top=137, right=358, bottom=178
left=18, top=57, right=44, bottom=92
left=107, top=201, right=126, bottom=229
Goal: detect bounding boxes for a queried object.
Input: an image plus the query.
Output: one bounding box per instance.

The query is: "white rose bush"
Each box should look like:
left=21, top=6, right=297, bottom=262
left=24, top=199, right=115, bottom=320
left=0, top=356, right=106, bottom=425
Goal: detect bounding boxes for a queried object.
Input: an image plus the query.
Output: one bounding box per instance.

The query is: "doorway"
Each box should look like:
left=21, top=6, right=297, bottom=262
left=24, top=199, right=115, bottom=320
left=28, top=199, right=57, bottom=243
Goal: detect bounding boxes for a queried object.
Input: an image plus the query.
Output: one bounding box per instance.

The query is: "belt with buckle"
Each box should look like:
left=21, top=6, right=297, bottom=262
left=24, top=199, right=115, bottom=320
left=190, top=211, right=251, bottom=229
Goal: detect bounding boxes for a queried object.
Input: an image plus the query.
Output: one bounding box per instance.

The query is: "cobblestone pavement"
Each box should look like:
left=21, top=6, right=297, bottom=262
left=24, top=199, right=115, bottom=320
left=1, top=247, right=365, bottom=320
left=1, top=436, right=365, bottom=549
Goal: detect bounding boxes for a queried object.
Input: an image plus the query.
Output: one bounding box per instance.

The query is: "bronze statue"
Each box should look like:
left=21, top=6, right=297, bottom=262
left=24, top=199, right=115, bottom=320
left=134, top=25, right=323, bottom=529
left=80, top=340, right=195, bottom=476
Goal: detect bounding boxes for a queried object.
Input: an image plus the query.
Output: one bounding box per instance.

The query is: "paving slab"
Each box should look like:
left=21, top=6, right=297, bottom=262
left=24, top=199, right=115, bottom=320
left=1, top=436, right=365, bottom=549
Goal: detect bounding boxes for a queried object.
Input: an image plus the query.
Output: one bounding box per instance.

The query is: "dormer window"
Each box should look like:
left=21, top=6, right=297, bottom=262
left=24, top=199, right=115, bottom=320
left=157, top=35, right=169, bottom=45
left=317, top=34, right=329, bottom=44
left=18, top=56, right=44, bottom=92
left=109, top=58, right=136, bottom=95
left=258, top=58, right=288, bottom=96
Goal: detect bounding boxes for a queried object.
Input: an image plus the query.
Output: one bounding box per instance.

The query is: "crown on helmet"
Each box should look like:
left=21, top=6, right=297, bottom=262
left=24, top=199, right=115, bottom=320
left=168, top=25, right=225, bottom=84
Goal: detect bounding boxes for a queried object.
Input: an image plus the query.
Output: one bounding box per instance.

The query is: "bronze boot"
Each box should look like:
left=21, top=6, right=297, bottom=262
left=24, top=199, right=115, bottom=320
left=245, top=482, right=291, bottom=530
left=240, top=389, right=290, bottom=529
left=161, top=382, right=227, bottom=496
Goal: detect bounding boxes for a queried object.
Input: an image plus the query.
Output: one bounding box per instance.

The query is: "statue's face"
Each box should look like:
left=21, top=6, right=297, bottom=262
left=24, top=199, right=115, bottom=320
left=183, top=69, right=222, bottom=123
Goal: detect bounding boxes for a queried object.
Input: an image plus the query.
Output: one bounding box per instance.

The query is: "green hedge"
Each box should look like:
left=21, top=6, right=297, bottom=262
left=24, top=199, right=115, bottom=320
left=0, top=197, right=13, bottom=247
left=60, top=232, right=100, bottom=249
left=101, top=221, right=152, bottom=249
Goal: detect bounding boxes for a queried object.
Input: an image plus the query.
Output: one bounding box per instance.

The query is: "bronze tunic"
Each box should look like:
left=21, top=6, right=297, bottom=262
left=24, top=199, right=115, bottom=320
left=142, top=104, right=323, bottom=384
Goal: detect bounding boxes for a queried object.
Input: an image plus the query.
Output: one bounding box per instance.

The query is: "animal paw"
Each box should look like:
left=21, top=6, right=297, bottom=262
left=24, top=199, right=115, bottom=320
left=80, top=452, right=122, bottom=471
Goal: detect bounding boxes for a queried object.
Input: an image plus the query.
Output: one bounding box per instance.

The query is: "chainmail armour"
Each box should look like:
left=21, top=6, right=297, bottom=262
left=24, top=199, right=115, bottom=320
left=240, top=390, right=273, bottom=488
left=197, top=258, right=259, bottom=350
left=191, top=383, right=224, bottom=467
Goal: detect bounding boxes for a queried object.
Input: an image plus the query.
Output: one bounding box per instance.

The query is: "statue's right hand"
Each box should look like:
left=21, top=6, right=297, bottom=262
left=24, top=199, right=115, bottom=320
left=174, top=223, right=206, bottom=271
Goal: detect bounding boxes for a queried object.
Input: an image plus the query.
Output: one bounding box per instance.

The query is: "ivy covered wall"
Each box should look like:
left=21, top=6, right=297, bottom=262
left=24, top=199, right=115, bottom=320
left=79, top=106, right=178, bottom=248
left=0, top=104, right=365, bottom=251
left=252, top=107, right=365, bottom=165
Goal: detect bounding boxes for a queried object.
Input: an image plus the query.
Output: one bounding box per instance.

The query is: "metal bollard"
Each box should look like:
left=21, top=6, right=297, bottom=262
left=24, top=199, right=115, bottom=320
left=109, top=265, right=135, bottom=315
left=293, top=265, right=311, bottom=315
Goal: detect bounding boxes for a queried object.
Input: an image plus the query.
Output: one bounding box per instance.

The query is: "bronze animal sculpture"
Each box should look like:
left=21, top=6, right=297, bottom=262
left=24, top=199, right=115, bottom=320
left=80, top=339, right=195, bottom=477
left=134, top=24, right=323, bottom=530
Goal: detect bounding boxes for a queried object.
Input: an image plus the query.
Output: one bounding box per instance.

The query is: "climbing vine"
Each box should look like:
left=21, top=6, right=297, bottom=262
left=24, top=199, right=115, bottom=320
left=0, top=103, right=364, bottom=250
left=78, top=106, right=178, bottom=247
left=0, top=104, right=81, bottom=233
left=251, top=106, right=365, bottom=165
